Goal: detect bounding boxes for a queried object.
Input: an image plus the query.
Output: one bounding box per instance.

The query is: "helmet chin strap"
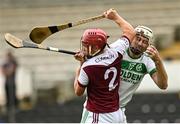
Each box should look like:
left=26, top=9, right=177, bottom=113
left=87, top=45, right=106, bottom=59
left=87, top=45, right=101, bottom=59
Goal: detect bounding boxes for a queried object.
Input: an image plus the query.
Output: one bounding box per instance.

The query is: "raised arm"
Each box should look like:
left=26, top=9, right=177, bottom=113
left=103, top=8, right=135, bottom=42
left=146, top=45, right=168, bottom=89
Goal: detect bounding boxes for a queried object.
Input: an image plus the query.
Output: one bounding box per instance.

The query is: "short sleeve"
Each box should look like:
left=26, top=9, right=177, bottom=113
left=110, top=37, right=129, bottom=55
left=78, top=67, right=89, bottom=86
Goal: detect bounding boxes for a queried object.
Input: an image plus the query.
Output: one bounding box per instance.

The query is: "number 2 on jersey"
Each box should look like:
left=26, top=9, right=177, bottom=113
left=104, top=67, right=118, bottom=91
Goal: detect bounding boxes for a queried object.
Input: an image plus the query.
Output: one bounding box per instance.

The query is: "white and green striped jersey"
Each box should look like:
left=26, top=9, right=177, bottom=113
left=110, top=38, right=156, bottom=108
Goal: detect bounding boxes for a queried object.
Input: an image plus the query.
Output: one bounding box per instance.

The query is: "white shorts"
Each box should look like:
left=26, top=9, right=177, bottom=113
left=80, top=107, right=124, bottom=123
left=121, top=107, right=127, bottom=123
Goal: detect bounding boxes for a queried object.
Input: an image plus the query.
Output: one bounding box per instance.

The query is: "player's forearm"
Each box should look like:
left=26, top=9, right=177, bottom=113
left=154, top=59, right=168, bottom=89
left=104, top=8, right=135, bottom=41
left=114, top=15, right=135, bottom=40
left=74, top=67, right=80, bottom=92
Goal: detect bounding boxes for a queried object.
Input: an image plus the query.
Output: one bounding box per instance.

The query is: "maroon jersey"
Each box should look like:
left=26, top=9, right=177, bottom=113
left=78, top=38, right=129, bottom=113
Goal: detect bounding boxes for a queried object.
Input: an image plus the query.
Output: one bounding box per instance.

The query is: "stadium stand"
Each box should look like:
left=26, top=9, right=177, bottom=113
left=1, top=0, right=180, bottom=89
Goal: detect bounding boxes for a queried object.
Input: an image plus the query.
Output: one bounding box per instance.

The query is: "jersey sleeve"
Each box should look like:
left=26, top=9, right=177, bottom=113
left=110, top=36, right=130, bottom=55
left=146, top=57, right=157, bottom=76
left=78, top=67, right=89, bottom=87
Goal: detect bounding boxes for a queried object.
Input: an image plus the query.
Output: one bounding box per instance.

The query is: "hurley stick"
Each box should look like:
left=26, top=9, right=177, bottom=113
left=29, top=14, right=105, bottom=44
left=5, top=33, right=76, bottom=55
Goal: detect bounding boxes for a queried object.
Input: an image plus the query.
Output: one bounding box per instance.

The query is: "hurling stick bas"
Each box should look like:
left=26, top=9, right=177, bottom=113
left=29, top=14, right=105, bottom=44
left=4, top=33, right=76, bottom=55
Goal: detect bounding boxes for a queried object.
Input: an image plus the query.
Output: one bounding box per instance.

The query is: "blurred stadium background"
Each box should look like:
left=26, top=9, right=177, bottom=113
left=0, top=0, right=180, bottom=123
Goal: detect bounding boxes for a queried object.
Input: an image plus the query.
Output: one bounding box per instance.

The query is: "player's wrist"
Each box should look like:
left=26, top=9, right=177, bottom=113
left=154, top=57, right=162, bottom=65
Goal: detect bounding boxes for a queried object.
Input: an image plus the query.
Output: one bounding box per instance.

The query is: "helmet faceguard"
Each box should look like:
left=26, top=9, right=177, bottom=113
left=81, top=28, right=108, bottom=58
left=129, top=26, right=153, bottom=56
left=135, top=26, right=153, bottom=43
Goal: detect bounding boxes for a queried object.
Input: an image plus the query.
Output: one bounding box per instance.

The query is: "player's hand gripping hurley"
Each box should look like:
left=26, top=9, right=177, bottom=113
left=29, top=14, right=105, bottom=44
left=5, top=33, right=76, bottom=55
